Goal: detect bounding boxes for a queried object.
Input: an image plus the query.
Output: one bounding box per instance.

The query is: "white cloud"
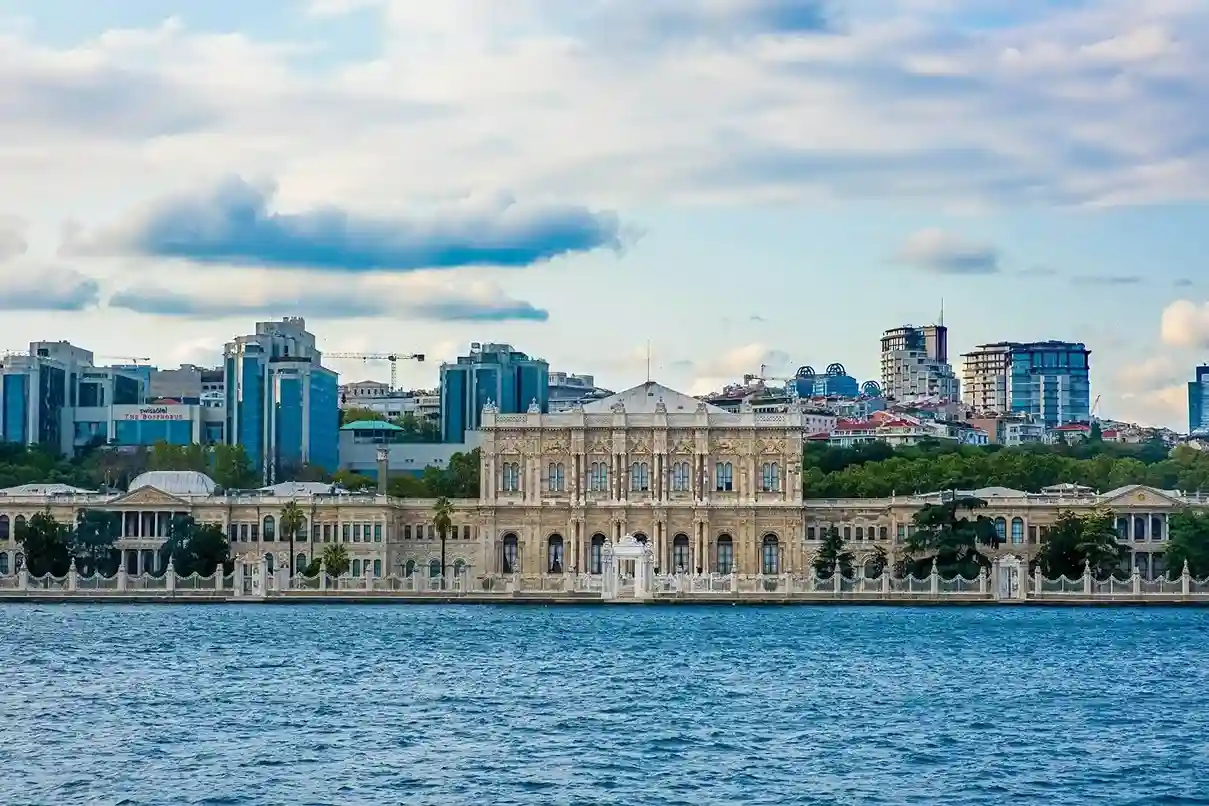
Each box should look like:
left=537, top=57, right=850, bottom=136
left=0, top=216, right=28, bottom=261
left=1160, top=299, right=1209, bottom=348
left=688, top=343, right=792, bottom=395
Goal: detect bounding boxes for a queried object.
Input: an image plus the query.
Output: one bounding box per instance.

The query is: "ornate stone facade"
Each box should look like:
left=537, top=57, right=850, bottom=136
left=0, top=383, right=1200, bottom=580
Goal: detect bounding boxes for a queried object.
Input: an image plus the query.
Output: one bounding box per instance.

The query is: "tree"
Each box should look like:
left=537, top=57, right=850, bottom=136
left=279, top=501, right=306, bottom=575
left=903, top=496, right=999, bottom=578
left=433, top=496, right=454, bottom=588
left=812, top=527, right=854, bottom=579
left=16, top=512, right=73, bottom=577
left=72, top=510, right=120, bottom=575
left=211, top=444, right=259, bottom=489
left=422, top=448, right=481, bottom=498
left=333, top=470, right=375, bottom=491
left=1089, top=421, right=1103, bottom=442
left=160, top=515, right=230, bottom=577
left=148, top=442, right=209, bottom=472
left=387, top=474, right=429, bottom=497
left=865, top=545, right=888, bottom=578
left=339, top=407, right=389, bottom=426
left=1164, top=509, right=1209, bottom=579
left=1035, top=509, right=1126, bottom=579
left=320, top=543, right=350, bottom=577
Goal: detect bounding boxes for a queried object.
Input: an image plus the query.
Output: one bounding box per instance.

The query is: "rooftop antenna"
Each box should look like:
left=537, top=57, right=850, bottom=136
left=939, top=297, right=945, bottom=328
left=646, top=341, right=652, bottom=383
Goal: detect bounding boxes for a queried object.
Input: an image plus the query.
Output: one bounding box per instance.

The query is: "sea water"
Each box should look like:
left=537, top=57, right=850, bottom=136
left=1, top=604, right=1206, bottom=805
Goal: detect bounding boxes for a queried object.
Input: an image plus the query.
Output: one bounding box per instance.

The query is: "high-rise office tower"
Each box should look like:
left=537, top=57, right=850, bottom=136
left=962, top=341, right=1091, bottom=427
left=224, top=317, right=339, bottom=483
left=440, top=343, right=549, bottom=443
left=879, top=324, right=959, bottom=401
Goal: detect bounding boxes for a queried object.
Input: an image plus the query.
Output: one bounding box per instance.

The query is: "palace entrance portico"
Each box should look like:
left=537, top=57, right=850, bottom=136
left=601, top=534, right=654, bottom=600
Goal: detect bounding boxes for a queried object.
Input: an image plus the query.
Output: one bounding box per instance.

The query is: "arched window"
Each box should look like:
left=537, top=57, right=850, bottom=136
left=405, top=559, right=417, bottom=577
left=633, top=533, right=648, bottom=544
left=672, top=534, right=690, bottom=572
left=715, top=462, right=733, bottom=492
left=502, top=462, right=521, bottom=493
left=589, top=462, right=609, bottom=492
left=373, top=559, right=382, bottom=577
left=296, top=553, right=307, bottom=572
left=547, top=534, right=565, bottom=573
left=14, top=552, right=24, bottom=572
left=1010, top=518, right=1024, bottom=545
left=264, top=553, right=275, bottom=573
left=1151, top=515, right=1164, bottom=540
left=263, top=515, right=276, bottom=542
left=429, top=559, right=442, bottom=578
left=590, top=534, right=606, bottom=574
left=1116, top=517, right=1129, bottom=538
left=717, top=534, right=734, bottom=574
left=672, top=462, right=690, bottom=492
left=502, top=533, right=519, bottom=573
left=0, top=515, right=8, bottom=540
left=1133, top=515, right=1146, bottom=541
left=629, top=462, right=650, bottom=492
left=855, top=526, right=865, bottom=541
left=993, top=517, right=1006, bottom=542
left=879, top=526, right=888, bottom=540
left=352, top=559, right=362, bottom=576
left=453, top=559, right=466, bottom=576
left=298, top=518, right=308, bottom=541
left=0, top=552, right=8, bottom=575
left=760, top=462, right=780, bottom=492
left=761, top=534, right=779, bottom=575
left=14, top=515, right=26, bottom=534
left=548, top=463, right=566, bottom=492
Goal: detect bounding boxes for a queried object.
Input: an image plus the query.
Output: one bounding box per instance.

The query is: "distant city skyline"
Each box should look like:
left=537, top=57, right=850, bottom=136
left=2, top=0, right=1208, bottom=430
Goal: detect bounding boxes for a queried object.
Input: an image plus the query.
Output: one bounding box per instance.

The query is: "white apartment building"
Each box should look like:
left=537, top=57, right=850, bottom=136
left=879, top=325, right=959, bottom=402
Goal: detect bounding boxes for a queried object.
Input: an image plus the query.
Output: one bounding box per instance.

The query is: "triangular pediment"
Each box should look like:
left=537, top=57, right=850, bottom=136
left=111, top=486, right=190, bottom=507
left=1100, top=485, right=1182, bottom=508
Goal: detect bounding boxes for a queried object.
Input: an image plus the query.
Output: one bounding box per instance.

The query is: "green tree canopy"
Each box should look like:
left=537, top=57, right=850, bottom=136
left=802, top=440, right=1199, bottom=498
left=813, top=527, right=855, bottom=579
left=160, top=515, right=231, bottom=577
left=1165, top=509, right=1209, bottom=579
left=903, top=496, right=999, bottom=579
left=73, top=510, right=121, bottom=575
left=1035, top=509, right=1126, bottom=579
left=320, top=543, right=350, bottom=577
left=16, top=512, right=74, bottom=577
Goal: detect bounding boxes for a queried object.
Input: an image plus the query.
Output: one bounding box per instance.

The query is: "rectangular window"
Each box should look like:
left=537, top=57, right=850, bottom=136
left=250, top=524, right=259, bottom=541
left=323, top=523, right=332, bottom=542
left=806, top=526, right=816, bottom=540
left=342, top=523, right=350, bottom=543
left=373, top=523, right=382, bottom=542
left=353, top=524, right=362, bottom=542
left=404, top=524, right=412, bottom=540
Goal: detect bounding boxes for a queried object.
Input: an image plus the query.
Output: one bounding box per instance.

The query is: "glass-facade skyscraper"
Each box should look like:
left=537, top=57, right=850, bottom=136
left=962, top=341, right=1091, bottom=427
left=440, top=343, right=549, bottom=443
left=1189, top=365, right=1209, bottom=435
left=224, top=317, right=339, bottom=483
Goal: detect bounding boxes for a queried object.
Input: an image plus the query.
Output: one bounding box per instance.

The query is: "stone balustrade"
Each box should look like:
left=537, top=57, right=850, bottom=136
left=1, top=558, right=1207, bottom=603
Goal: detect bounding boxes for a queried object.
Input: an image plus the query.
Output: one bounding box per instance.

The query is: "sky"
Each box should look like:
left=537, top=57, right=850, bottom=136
left=2, top=0, right=1209, bottom=429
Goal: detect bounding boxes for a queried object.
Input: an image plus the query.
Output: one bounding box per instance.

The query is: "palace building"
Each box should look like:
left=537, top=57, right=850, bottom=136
left=0, top=382, right=1197, bottom=580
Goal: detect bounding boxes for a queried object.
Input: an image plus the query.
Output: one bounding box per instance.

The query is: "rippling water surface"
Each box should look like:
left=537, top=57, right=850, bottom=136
left=2, top=605, right=1208, bottom=805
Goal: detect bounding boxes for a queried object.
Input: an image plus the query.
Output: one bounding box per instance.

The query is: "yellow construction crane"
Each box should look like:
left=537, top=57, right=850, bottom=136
left=326, top=352, right=425, bottom=391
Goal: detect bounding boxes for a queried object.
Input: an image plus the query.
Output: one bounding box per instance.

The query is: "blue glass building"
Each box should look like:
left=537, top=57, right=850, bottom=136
left=1189, top=365, right=1209, bottom=435
left=792, top=364, right=863, bottom=398
left=440, top=343, right=549, bottom=443
left=224, top=318, right=339, bottom=483
left=963, top=341, right=1091, bottom=427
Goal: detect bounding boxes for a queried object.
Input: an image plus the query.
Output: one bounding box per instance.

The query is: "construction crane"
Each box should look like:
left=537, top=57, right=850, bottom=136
left=1091, top=394, right=1102, bottom=421
left=326, top=352, right=425, bottom=392
left=98, top=355, right=151, bottom=365
left=743, top=363, right=802, bottom=401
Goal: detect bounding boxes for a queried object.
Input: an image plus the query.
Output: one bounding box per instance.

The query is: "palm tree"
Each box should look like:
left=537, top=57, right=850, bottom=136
left=433, top=496, right=454, bottom=589
left=279, top=501, right=306, bottom=576
left=320, top=543, right=350, bottom=577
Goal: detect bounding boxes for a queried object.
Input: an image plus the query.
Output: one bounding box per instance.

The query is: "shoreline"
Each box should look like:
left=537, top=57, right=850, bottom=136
left=3, top=593, right=1209, bottom=607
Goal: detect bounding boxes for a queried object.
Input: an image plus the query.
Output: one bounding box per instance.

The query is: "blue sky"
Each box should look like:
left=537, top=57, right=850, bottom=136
left=1, top=0, right=1207, bottom=428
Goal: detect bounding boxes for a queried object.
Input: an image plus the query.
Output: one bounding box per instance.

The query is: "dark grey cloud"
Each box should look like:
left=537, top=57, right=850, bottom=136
left=1070, top=275, right=1143, bottom=286
left=67, top=176, right=625, bottom=272
left=0, top=266, right=101, bottom=311
left=107, top=284, right=548, bottom=322
left=895, top=228, right=1000, bottom=275
left=1175, top=278, right=1194, bottom=287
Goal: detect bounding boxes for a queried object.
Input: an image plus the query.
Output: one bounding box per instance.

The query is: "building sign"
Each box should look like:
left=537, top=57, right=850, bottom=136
left=122, top=405, right=189, bottom=422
